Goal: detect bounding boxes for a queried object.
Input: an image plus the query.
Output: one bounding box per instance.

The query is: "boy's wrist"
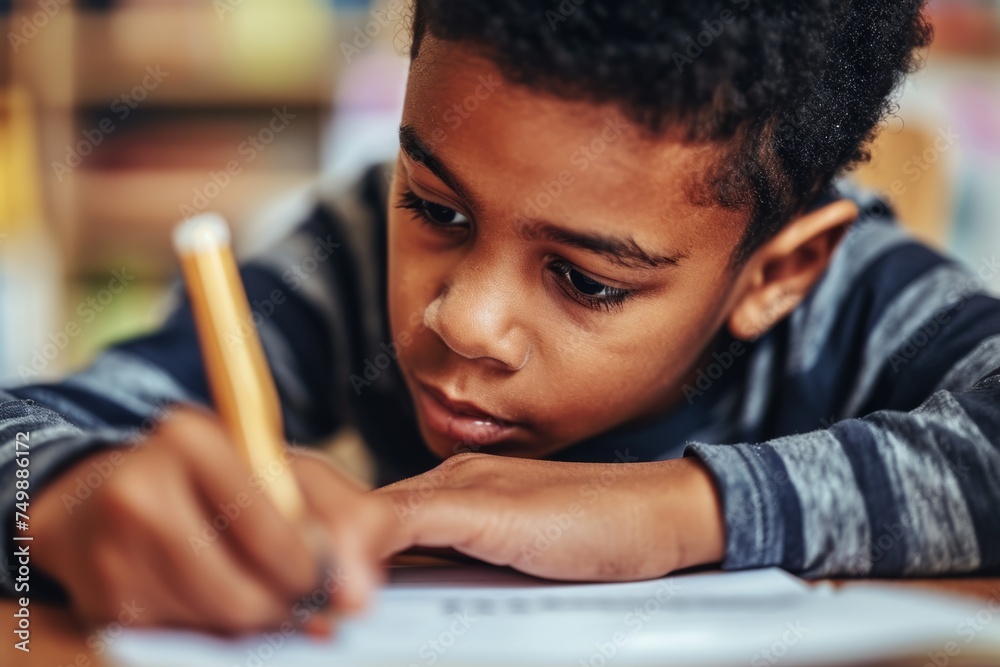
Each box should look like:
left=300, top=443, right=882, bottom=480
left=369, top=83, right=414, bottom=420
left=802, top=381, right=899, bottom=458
left=683, top=457, right=727, bottom=567
left=651, top=457, right=726, bottom=571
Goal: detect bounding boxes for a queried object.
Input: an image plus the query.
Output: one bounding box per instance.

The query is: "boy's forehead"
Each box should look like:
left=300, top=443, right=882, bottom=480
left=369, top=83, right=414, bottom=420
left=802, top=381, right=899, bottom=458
left=403, top=36, right=746, bottom=255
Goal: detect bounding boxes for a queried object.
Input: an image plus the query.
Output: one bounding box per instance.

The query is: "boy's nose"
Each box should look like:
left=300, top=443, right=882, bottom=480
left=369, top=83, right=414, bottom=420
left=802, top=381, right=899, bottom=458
left=422, top=277, right=531, bottom=371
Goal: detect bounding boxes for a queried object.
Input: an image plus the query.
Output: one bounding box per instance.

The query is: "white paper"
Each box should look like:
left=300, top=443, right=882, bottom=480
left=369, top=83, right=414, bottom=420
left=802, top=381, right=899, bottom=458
left=107, top=565, right=1000, bottom=667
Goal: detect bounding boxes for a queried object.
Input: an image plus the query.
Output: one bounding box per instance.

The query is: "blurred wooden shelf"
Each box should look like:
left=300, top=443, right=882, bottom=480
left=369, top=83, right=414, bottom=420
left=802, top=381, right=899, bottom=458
left=74, top=5, right=339, bottom=108
left=930, top=2, right=1000, bottom=60
left=5, top=2, right=349, bottom=278
left=71, top=168, right=317, bottom=277
left=11, top=5, right=341, bottom=109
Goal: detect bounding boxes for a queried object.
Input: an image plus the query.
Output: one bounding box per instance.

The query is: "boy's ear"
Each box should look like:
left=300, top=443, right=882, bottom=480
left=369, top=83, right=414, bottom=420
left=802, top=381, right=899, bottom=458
left=727, top=199, right=859, bottom=341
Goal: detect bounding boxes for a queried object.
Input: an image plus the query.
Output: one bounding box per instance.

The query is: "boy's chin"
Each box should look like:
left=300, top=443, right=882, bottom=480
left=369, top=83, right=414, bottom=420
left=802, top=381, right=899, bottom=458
left=421, top=430, right=463, bottom=459
left=420, top=427, right=495, bottom=459
left=419, top=425, right=550, bottom=461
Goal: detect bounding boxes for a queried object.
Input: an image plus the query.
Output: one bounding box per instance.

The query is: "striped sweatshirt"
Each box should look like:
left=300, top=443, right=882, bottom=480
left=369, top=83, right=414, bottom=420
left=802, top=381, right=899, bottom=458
left=3, top=162, right=999, bottom=597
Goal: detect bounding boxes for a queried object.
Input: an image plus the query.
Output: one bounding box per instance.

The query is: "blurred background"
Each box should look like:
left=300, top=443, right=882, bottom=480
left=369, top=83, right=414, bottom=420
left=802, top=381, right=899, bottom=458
left=0, top=0, right=999, bottom=385
left=0, top=0, right=410, bottom=385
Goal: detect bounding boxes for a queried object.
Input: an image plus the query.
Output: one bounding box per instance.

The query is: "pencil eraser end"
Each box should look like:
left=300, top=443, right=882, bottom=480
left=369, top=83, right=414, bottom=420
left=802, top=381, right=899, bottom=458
left=173, top=213, right=232, bottom=255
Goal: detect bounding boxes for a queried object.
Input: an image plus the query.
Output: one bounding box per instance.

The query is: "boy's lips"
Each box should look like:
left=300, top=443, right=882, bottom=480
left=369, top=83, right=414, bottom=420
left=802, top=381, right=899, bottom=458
left=412, top=378, right=519, bottom=447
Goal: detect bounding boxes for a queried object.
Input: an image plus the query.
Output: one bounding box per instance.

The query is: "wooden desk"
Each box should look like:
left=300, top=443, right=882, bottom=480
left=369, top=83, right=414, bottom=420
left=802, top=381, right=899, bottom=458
left=3, top=576, right=999, bottom=667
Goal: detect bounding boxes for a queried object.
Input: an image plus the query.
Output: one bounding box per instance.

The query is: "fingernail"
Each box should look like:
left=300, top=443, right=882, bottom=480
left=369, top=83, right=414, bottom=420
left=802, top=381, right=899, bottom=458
left=303, top=520, right=337, bottom=612
left=303, top=614, right=333, bottom=639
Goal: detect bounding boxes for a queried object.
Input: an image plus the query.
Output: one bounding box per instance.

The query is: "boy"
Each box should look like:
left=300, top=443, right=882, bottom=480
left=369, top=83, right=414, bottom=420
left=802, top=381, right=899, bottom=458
left=5, top=0, right=1000, bottom=634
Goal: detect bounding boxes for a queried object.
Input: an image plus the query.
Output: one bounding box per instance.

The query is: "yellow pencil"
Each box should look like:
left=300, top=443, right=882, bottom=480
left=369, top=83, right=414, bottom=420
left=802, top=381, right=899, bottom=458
left=172, top=213, right=306, bottom=520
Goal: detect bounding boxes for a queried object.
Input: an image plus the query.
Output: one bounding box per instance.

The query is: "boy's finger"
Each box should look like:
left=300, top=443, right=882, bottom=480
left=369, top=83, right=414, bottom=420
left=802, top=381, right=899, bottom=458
left=136, top=470, right=294, bottom=632
left=150, top=539, right=292, bottom=634
left=70, top=540, right=190, bottom=630
left=292, top=459, right=391, bottom=613
left=164, top=410, right=321, bottom=599
left=320, top=527, right=380, bottom=614
left=379, top=489, right=493, bottom=557
left=112, top=534, right=206, bottom=629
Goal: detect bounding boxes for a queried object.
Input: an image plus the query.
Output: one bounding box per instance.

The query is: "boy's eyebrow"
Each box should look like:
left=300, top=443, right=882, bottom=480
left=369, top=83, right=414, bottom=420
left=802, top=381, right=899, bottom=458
left=519, top=222, right=687, bottom=270
left=399, top=124, right=684, bottom=270
left=398, top=125, right=474, bottom=202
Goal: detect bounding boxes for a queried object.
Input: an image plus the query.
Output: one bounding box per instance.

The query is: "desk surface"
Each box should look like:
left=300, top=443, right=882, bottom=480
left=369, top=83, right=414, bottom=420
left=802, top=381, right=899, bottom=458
left=3, top=575, right=998, bottom=667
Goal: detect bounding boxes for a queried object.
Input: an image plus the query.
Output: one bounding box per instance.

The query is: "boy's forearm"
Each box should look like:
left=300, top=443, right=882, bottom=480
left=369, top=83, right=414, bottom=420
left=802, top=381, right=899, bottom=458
left=376, top=454, right=728, bottom=580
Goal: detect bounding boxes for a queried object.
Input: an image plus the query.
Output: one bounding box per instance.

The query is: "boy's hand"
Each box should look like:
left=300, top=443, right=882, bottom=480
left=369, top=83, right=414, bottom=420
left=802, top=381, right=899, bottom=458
left=30, top=408, right=395, bottom=633
left=376, top=453, right=725, bottom=581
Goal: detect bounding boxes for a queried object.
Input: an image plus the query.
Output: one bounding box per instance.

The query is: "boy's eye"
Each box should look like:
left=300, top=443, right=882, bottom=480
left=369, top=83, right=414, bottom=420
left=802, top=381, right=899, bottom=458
left=424, top=201, right=468, bottom=225
left=396, top=189, right=469, bottom=227
left=566, top=267, right=608, bottom=296
left=549, top=259, right=635, bottom=312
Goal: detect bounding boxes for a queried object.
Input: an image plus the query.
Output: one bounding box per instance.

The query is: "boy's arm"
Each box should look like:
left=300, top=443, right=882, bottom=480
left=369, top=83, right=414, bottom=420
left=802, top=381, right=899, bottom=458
left=686, top=369, right=1000, bottom=577
left=373, top=367, right=1000, bottom=580
left=0, top=202, right=354, bottom=597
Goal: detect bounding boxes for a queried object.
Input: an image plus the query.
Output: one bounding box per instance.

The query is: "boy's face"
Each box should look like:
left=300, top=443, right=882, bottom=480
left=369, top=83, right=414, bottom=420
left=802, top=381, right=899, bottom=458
left=388, top=36, right=751, bottom=459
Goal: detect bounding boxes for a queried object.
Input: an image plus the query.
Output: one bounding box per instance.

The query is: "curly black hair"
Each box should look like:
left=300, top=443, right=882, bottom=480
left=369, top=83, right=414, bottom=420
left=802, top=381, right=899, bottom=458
left=408, top=0, right=933, bottom=263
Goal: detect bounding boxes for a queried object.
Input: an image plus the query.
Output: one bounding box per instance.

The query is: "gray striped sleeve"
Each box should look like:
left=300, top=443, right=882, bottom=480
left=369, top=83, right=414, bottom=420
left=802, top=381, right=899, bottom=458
left=686, top=384, right=997, bottom=577
left=842, top=263, right=974, bottom=416
left=767, top=430, right=870, bottom=576
left=61, top=349, right=200, bottom=417
left=935, top=333, right=1000, bottom=393
left=865, top=392, right=987, bottom=574
left=0, top=393, right=140, bottom=597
